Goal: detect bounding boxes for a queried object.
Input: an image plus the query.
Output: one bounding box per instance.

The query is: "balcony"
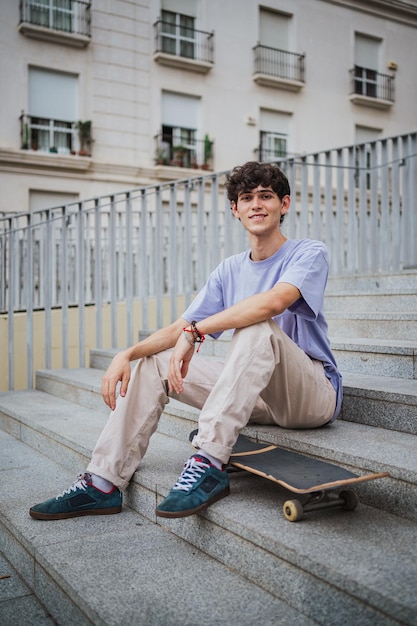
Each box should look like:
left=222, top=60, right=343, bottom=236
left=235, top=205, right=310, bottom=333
left=18, top=0, right=91, bottom=47
left=20, top=113, right=92, bottom=157
left=253, top=44, right=305, bottom=91
left=153, top=18, right=214, bottom=73
left=349, top=66, right=395, bottom=110
left=154, top=133, right=213, bottom=170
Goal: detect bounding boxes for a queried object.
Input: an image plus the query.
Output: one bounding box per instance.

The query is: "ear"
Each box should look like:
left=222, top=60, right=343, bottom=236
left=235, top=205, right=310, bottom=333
left=280, top=195, right=291, bottom=218
left=231, top=201, right=240, bottom=219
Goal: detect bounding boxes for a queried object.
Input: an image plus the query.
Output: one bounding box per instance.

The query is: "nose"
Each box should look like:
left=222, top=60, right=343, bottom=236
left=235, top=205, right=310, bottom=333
left=250, top=194, right=263, bottom=210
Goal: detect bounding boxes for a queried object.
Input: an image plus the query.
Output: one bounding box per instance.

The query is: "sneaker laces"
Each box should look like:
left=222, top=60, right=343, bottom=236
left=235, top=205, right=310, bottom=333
left=56, top=473, right=92, bottom=500
left=172, top=456, right=211, bottom=492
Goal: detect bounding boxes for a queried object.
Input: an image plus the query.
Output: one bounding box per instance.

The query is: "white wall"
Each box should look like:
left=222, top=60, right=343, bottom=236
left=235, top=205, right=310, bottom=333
left=0, top=0, right=416, bottom=213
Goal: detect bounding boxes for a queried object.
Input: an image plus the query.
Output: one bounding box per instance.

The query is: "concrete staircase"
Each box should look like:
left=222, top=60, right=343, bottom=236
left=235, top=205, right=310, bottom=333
left=1, top=273, right=417, bottom=625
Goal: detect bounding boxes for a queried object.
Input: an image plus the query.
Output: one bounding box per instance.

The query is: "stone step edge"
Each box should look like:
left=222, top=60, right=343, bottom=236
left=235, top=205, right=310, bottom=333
left=1, top=388, right=415, bottom=487
left=38, top=366, right=417, bottom=407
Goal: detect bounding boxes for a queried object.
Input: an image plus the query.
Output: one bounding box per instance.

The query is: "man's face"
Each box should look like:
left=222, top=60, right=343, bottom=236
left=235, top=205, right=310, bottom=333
left=231, top=186, right=290, bottom=235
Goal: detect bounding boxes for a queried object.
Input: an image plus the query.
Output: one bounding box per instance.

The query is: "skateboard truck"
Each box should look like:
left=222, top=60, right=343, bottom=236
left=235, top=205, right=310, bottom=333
left=283, top=489, right=360, bottom=522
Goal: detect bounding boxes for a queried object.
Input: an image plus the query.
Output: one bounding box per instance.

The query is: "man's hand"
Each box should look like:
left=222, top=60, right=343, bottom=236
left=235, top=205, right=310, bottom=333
left=101, top=351, right=131, bottom=410
left=167, top=332, right=195, bottom=395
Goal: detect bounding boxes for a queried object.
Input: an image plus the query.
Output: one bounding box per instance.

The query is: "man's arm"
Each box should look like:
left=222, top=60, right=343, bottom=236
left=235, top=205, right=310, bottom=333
left=167, top=282, right=300, bottom=394
left=191, top=281, right=300, bottom=336
left=101, top=317, right=188, bottom=410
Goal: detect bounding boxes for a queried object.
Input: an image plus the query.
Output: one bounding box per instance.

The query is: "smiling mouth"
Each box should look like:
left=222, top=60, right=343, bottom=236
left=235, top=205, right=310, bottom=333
left=249, top=214, right=267, bottom=219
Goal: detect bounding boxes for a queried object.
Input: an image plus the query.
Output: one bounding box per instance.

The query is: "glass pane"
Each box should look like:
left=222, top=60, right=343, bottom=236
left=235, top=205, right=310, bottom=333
left=29, top=0, right=50, bottom=27
left=180, top=40, right=195, bottom=59
left=161, top=36, right=176, bottom=55
left=179, top=14, right=194, bottom=37
left=161, top=10, right=176, bottom=35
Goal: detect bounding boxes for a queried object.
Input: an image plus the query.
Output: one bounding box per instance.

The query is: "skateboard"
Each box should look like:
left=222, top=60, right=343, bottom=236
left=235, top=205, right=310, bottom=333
left=189, top=430, right=389, bottom=521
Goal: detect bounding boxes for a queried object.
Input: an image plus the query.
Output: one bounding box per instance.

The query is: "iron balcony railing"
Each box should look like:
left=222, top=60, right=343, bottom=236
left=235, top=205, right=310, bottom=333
left=20, top=0, right=91, bottom=37
left=253, top=44, right=305, bottom=83
left=19, top=113, right=92, bottom=156
left=351, top=66, right=395, bottom=103
left=154, top=133, right=214, bottom=169
left=154, top=18, right=214, bottom=64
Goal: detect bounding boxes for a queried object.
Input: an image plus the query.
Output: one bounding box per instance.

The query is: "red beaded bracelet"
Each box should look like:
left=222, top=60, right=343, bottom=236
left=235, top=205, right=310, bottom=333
left=182, top=321, right=205, bottom=352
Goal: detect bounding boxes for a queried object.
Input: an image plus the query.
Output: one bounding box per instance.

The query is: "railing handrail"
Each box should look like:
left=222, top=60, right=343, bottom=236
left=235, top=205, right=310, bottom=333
left=253, top=43, right=304, bottom=59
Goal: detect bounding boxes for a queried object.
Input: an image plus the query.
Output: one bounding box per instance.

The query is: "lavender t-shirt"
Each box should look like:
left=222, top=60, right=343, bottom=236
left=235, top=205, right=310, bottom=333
left=183, top=239, right=342, bottom=421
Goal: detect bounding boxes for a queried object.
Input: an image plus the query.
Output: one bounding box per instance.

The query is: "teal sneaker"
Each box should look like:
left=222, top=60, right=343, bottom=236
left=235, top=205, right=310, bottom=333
left=29, top=473, right=122, bottom=520
left=156, top=455, right=230, bottom=518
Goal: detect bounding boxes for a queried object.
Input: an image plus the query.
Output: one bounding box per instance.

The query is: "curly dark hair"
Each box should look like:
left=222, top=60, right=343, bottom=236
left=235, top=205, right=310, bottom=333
left=225, top=161, right=291, bottom=204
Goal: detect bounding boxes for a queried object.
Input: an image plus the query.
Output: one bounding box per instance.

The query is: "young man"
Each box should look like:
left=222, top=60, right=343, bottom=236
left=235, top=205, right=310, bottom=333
left=30, top=161, right=342, bottom=521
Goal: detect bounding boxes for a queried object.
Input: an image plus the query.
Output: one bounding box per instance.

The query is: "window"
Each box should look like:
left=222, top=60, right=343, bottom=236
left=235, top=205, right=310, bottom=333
left=27, top=68, right=77, bottom=154
left=26, top=0, right=73, bottom=32
left=259, top=110, right=291, bottom=161
left=161, top=10, right=195, bottom=59
left=260, top=132, right=287, bottom=161
left=159, top=92, right=200, bottom=166
left=354, top=34, right=380, bottom=97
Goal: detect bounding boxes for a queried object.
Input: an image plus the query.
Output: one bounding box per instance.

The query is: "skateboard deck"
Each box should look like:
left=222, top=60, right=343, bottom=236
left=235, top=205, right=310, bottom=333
left=189, top=430, right=390, bottom=521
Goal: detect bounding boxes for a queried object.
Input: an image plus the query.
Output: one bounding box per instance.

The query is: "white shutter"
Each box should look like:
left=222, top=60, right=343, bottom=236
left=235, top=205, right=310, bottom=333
left=162, top=92, right=199, bottom=129
left=355, top=34, right=380, bottom=70
left=260, top=10, right=289, bottom=50
left=29, top=68, right=78, bottom=121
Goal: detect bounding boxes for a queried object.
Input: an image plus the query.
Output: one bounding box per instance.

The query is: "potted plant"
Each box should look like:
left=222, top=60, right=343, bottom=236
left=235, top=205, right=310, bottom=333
left=22, top=123, right=29, bottom=149
left=172, top=144, right=186, bottom=166
left=76, top=120, right=92, bottom=156
left=202, top=134, right=212, bottom=169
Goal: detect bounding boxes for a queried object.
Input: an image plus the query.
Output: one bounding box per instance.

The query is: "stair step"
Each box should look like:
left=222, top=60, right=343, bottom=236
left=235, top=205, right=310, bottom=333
left=0, top=551, right=55, bottom=625
left=1, top=420, right=416, bottom=625
left=325, top=292, right=417, bottom=313
left=327, top=312, right=417, bottom=340
left=326, top=272, right=417, bottom=293
left=1, top=432, right=308, bottom=626
left=1, top=388, right=416, bottom=522
left=331, top=338, right=417, bottom=379
left=36, top=365, right=417, bottom=435
left=340, top=372, right=417, bottom=434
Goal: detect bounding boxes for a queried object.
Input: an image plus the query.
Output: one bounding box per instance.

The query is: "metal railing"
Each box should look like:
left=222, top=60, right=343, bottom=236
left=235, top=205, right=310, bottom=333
left=20, top=0, right=91, bottom=37
left=154, top=133, right=214, bottom=169
left=253, top=44, right=305, bottom=83
left=1, top=132, right=416, bottom=389
left=20, top=112, right=77, bottom=154
left=154, top=19, right=214, bottom=64
left=351, top=66, right=395, bottom=102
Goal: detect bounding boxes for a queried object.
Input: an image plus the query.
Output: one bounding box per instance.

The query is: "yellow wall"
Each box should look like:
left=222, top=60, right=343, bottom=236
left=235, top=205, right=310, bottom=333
left=0, top=296, right=185, bottom=391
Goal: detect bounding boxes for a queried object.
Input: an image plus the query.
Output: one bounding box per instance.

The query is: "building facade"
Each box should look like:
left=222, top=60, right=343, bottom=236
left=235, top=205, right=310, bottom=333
left=0, top=0, right=416, bottom=214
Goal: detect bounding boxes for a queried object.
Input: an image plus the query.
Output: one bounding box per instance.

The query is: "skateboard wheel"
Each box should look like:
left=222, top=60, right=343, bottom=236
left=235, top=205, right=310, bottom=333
left=283, top=499, right=304, bottom=522
left=340, top=490, right=359, bottom=511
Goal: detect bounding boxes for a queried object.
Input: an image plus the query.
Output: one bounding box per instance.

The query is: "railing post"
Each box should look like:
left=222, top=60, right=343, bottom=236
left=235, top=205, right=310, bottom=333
left=44, top=209, right=52, bottom=369
left=94, top=197, right=102, bottom=349
left=7, top=217, right=15, bottom=390
left=109, top=195, right=117, bottom=347
left=168, top=183, right=178, bottom=322
left=125, top=192, right=134, bottom=346
left=61, top=205, right=69, bottom=368
left=155, top=186, right=163, bottom=329
left=26, top=213, right=34, bottom=389
left=77, top=202, right=85, bottom=367
left=139, top=189, right=148, bottom=331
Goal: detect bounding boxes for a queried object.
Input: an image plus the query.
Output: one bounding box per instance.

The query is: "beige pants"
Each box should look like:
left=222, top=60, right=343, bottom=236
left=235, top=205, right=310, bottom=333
left=88, top=320, right=336, bottom=490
